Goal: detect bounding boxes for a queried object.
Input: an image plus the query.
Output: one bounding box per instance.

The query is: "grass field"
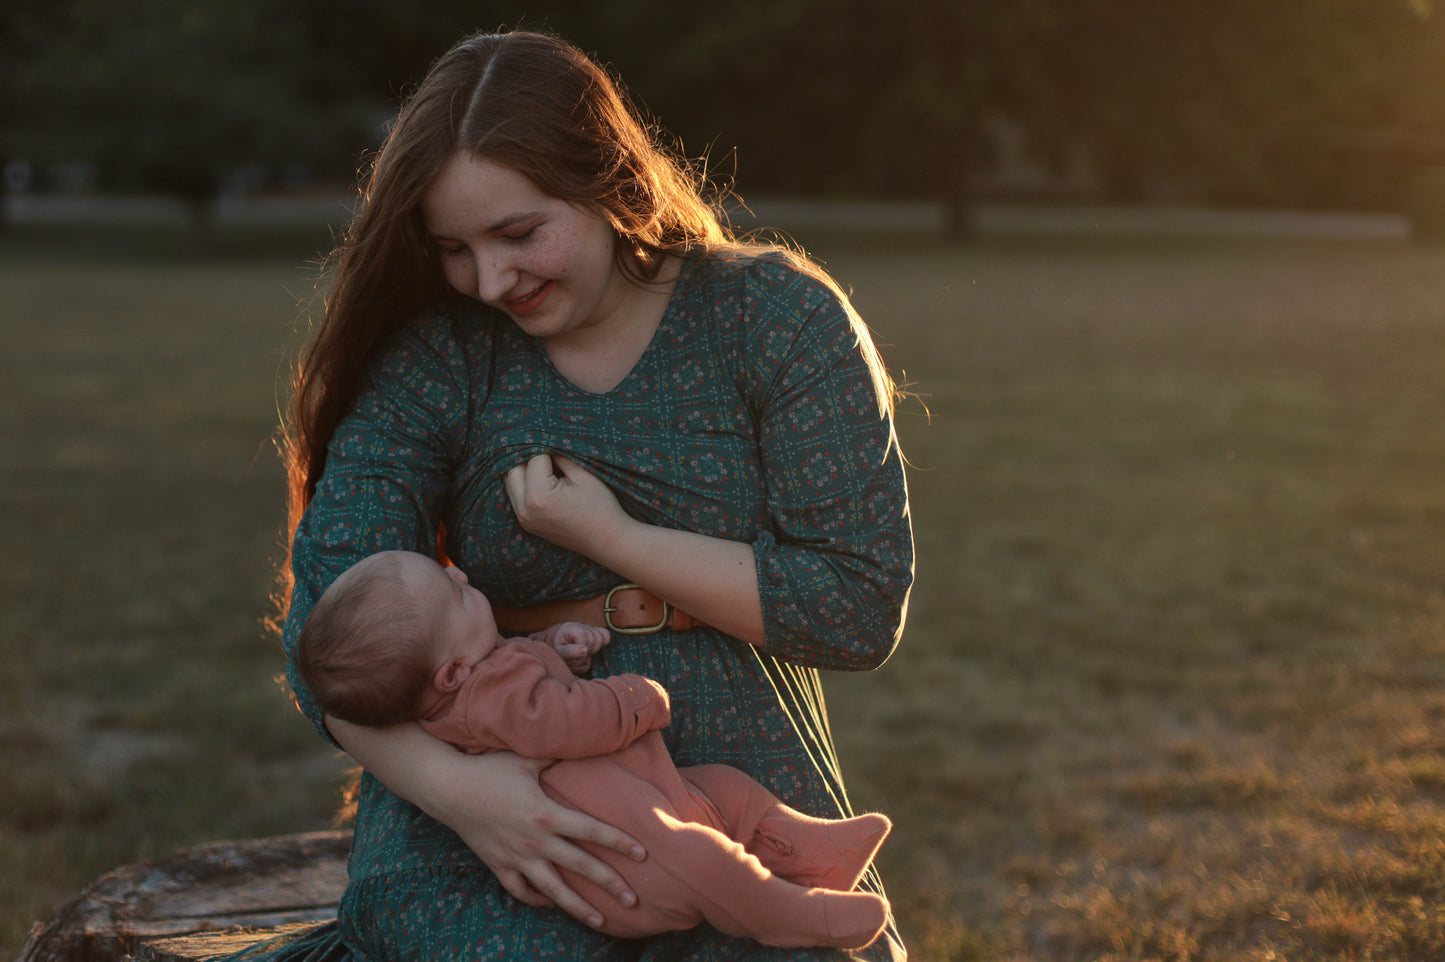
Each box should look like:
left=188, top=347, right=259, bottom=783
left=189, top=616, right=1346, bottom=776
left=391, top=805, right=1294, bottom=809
left=4, top=221, right=1445, bottom=961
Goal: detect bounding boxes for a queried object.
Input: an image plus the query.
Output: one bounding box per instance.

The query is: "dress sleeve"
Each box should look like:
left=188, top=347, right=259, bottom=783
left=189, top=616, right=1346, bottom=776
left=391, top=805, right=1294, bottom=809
left=424, top=642, right=672, bottom=759
left=282, top=313, right=474, bottom=744
left=743, top=261, right=914, bottom=671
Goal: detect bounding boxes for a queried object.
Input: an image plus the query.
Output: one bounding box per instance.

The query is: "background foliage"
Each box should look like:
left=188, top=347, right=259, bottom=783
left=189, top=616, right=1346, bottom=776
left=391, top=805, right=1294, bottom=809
left=7, top=0, right=1445, bottom=225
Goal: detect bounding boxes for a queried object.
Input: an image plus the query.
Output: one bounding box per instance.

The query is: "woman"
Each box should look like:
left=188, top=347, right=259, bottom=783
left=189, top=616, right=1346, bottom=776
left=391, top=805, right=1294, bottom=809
left=245, top=27, right=913, bottom=962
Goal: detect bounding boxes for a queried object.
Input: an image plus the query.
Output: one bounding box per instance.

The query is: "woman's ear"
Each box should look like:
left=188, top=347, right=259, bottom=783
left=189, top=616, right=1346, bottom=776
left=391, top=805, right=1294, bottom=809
left=432, top=659, right=471, bottom=693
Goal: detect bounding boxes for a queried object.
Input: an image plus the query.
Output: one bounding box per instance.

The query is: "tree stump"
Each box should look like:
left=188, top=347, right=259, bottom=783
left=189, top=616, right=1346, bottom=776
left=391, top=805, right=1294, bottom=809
left=129, top=923, right=326, bottom=962
left=17, top=832, right=350, bottom=962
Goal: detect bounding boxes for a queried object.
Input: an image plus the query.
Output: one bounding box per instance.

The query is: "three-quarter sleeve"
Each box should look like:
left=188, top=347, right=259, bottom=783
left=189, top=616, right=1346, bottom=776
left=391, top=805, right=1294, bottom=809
left=282, top=312, right=475, bottom=743
left=743, top=262, right=914, bottom=671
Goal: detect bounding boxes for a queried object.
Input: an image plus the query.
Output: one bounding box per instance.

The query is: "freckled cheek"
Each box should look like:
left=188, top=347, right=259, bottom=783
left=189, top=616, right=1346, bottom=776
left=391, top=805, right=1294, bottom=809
left=535, top=244, right=574, bottom=279
left=441, top=261, right=476, bottom=296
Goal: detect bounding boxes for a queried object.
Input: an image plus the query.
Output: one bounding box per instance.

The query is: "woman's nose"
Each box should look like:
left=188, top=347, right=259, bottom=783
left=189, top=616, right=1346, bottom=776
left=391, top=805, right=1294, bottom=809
left=473, top=249, right=515, bottom=303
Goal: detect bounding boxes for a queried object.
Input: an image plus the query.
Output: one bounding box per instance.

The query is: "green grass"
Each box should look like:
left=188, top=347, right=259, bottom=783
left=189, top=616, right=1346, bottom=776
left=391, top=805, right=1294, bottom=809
left=5, top=222, right=1445, bottom=960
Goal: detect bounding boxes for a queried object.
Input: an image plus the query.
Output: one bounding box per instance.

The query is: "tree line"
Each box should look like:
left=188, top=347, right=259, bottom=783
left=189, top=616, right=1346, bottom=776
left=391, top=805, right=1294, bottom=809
left=5, top=0, right=1443, bottom=233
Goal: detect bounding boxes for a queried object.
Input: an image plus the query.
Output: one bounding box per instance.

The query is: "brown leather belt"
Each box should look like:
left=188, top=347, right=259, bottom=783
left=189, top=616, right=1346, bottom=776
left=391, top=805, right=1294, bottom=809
left=492, top=583, right=708, bottom=636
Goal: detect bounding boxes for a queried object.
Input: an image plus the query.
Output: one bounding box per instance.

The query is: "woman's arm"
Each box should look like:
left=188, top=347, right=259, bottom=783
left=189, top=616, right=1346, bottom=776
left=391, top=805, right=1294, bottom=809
left=505, top=262, right=913, bottom=668
left=284, top=314, right=647, bottom=925
left=506, top=454, right=765, bottom=644
left=326, top=716, right=645, bottom=928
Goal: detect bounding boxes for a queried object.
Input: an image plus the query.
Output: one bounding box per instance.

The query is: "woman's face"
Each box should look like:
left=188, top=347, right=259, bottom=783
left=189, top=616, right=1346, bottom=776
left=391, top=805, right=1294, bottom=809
left=420, top=152, right=626, bottom=341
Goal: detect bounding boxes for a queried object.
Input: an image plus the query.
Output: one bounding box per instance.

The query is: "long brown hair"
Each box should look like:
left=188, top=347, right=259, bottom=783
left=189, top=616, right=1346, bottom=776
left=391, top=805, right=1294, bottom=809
left=277, top=28, right=897, bottom=618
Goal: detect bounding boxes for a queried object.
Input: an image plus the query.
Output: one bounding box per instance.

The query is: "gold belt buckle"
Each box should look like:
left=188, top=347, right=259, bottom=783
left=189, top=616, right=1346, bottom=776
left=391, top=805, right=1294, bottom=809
left=603, top=583, right=671, bottom=635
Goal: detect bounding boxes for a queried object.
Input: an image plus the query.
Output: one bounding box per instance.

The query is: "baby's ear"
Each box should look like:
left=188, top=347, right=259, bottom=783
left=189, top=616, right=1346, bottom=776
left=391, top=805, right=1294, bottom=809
left=432, top=659, right=471, bottom=692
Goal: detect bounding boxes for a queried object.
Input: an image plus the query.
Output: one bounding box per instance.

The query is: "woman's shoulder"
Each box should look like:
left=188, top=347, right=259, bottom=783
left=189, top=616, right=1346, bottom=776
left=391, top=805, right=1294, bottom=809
left=355, top=298, right=513, bottom=417
left=689, top=247, right=820, bottom=287
left=404, top=295, right=507, bottom=349
left=369, top=295, right=508, bottom=373
left=685, top=249, right=846, bottom=323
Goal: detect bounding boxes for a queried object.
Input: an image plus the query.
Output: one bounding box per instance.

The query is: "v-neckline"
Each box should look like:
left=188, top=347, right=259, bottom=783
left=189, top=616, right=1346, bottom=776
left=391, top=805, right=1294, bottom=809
left=537, top=260, right=693, bottom=397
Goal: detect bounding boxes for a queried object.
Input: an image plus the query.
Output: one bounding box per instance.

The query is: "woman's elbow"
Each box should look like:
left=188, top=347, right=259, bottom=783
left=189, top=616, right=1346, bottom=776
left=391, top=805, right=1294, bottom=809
left=850, top=613, right=906, bottom=671
left=864, top=567, right=913, bottom=664
left=831, top=584, right=910, bottom=672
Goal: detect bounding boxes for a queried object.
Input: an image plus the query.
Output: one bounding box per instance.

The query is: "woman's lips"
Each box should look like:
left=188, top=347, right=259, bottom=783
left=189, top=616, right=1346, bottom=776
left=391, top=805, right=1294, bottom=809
left=504, top=281, right=552, bottom=316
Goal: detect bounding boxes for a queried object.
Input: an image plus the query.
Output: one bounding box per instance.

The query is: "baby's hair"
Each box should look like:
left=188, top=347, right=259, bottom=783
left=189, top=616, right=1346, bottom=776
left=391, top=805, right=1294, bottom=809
left=295, top=551, right=434, bottom=727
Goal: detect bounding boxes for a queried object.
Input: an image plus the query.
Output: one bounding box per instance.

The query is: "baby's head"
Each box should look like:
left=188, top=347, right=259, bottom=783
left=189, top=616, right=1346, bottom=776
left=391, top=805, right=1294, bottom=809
left=296, top=550, right=498, bottom=726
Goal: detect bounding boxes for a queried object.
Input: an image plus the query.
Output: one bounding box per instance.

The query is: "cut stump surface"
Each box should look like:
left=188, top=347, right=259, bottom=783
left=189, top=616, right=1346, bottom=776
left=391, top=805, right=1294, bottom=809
left=17, top=832, right=350, bottom=962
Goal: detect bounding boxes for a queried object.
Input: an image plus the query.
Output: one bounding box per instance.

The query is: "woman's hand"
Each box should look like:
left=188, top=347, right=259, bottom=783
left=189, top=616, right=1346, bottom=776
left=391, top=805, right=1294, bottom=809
left=441, top=753, right=646, bottom=926
left=505, top=452, right=767, bottom=644
left=505, top=454, right=630, bottom=556
left=326, top=718, right=646, bottom=928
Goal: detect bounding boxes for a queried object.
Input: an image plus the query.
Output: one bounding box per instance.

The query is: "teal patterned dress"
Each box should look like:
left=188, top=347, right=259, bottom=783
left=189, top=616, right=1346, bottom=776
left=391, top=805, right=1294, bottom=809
left=236, top=254, right=914, bottom=961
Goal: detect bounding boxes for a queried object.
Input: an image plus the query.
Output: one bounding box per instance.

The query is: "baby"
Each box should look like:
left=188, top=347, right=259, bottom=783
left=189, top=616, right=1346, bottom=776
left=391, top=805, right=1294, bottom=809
left=295, top=550, right=892, bottom=950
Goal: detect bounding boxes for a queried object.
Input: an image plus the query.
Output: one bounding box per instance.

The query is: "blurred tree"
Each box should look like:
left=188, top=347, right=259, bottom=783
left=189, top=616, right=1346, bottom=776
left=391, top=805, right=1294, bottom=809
left=9, top=0, right=379, bottom=238
left=579, top=0, right=1444, bottom=226
left=6, top=0, right=1442, bottom=243
left=1043, top=0, right=1442, bottom=209
left=0, top=0, right=71, bottom=233
left=541, top=0, right=1059, bottom=236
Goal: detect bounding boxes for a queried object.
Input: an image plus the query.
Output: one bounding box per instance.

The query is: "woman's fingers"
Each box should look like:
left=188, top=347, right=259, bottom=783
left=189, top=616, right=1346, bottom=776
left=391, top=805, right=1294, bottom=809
left=521, top=857, right=613, bottom=929
left=503, top=455, right=544, bottom=504
left=460, top=759, right=646, bottom=924
left=495, top=869, right=553, bottom=909
left=505, top=455, right=563, bottom=531
left=547, top=804, right=646, bottom=865
left=549, top=454, right=581, bottom=477
left=520, top=838, right=641, bottom=928
left=504, top=452, right=619, bottom=553
left=531, top=805, right=646, bottom=920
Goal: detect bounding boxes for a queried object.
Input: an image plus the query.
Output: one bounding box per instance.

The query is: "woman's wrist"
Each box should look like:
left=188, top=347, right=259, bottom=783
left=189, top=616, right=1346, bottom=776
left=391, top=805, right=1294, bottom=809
left=328, top=716, right=467, bottom=820
left=584, top=520, right=765, bottom=644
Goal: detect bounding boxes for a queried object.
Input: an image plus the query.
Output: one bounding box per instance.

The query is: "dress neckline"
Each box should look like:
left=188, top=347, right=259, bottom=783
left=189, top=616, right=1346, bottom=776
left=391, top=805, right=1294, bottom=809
left=533, top=258, right=699, bottom=398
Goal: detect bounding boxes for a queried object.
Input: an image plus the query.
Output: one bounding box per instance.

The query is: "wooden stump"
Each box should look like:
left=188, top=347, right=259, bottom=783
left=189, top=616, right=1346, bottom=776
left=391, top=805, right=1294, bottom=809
left=129, top=923, right=326, bottom=962
left=17, top=832, right=350, bottom=962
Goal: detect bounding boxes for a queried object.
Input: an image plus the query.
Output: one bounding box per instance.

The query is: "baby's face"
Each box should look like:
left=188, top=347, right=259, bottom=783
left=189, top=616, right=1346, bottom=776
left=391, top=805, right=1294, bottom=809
left=400, top=554, right=502, bottom=677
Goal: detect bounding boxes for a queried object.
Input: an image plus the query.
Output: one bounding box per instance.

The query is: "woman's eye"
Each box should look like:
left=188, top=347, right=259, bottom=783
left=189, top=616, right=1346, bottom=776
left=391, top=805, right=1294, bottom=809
left=503, top=226, right=537, bottom=244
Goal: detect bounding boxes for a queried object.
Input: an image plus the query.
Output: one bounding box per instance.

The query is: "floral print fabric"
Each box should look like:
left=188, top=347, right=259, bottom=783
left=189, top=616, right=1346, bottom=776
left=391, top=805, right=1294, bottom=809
left=250, top=255, right=913, bottom=961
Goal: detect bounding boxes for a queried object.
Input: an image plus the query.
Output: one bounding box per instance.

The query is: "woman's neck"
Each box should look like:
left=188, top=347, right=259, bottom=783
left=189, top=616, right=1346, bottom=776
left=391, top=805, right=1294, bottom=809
left=543, top=256, right=681, bottom=394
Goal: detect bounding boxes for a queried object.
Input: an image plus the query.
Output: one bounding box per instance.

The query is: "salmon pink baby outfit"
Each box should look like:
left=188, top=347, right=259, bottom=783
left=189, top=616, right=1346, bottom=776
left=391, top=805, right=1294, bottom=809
left=419, top=638, right=891, bottom=950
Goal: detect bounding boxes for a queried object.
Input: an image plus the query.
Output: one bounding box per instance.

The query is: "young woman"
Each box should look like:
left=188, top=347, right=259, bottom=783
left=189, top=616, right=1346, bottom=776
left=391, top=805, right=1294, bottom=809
left=246, top=27, right=913, bottom=962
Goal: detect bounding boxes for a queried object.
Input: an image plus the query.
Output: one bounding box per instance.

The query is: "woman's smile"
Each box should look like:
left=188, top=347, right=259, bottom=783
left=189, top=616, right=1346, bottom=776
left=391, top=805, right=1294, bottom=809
left=420, top=152, right=625, bottom=342
left=504, top=280, right=553, bottom=316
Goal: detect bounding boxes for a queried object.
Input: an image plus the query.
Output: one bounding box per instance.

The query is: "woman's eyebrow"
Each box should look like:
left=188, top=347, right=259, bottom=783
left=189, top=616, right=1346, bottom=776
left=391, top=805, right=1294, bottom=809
left=428, top=212, right=540, bottom=241
left=484, top=211, right=540, bottom=233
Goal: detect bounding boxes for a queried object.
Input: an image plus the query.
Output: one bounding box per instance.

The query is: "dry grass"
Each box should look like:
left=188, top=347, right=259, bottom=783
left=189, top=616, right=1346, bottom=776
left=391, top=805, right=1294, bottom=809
left=4, top=223, right=1445, bottom=960
left=816, top=232, right=1445, bottom=960
left=0, top=228, right=355, bottom=952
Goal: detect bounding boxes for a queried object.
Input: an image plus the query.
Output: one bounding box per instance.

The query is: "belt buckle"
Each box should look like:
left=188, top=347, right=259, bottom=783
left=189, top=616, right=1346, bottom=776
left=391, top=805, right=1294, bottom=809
left=603, top=583, right=671, bottom=635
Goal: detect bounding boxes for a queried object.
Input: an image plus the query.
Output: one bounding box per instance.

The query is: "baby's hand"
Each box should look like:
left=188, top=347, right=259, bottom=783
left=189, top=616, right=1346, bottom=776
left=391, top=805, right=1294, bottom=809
left=536, top=623, right=612, bottom=675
